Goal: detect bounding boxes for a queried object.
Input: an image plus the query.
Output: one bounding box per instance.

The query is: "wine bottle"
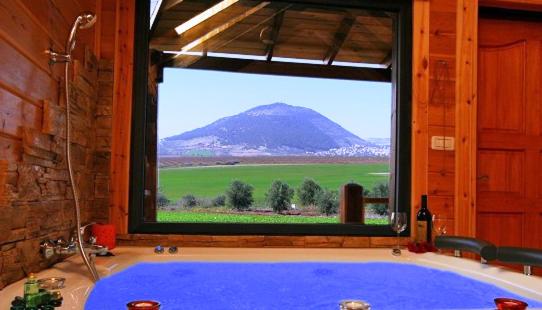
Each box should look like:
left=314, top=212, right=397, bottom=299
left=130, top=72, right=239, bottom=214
left=416, top=195, right=432, bottom=243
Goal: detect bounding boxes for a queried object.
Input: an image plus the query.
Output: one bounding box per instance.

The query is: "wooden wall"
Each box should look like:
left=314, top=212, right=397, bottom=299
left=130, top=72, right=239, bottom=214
left=454, top=0, right=478, bottom=237
left=110, top=0, right=136, bottom=235
left=0, top=0, right=116, bottom=289
left=412, top=0, right=458, bottom=239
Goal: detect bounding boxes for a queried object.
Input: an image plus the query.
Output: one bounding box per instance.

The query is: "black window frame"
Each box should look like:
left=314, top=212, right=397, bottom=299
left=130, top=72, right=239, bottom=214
left=129, top=0, right=412, bottom=236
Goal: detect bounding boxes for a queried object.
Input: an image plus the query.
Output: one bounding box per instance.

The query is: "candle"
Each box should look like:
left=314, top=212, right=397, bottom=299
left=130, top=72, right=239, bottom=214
left=340, top=300, right=371, bottom=310
left=126, top=300, right=161, bottom=310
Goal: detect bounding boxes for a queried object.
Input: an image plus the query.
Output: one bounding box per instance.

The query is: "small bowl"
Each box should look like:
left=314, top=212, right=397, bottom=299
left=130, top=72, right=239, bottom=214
left=38, top=277, right=66, bottom=290
left=494, top=298, right=528, bottom=310
left=127, top=300, right=161, bottom=310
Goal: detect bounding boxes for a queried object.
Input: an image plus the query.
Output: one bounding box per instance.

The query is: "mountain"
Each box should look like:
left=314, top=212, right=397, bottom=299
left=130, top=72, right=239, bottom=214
left=159, top=103, right=372, bottom=156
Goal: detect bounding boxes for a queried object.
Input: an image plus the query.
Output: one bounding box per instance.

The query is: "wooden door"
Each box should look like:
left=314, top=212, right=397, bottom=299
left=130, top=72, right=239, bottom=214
left=477, top=17, right=542, bottom=249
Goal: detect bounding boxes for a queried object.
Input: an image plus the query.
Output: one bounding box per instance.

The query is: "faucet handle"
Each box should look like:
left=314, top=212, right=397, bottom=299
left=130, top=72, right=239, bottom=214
left=78, top=222, right=96, bottom=235
left=55, top=237, right=68, bottom=246
left=68, top=235, right=77, bottom=244
left=88, top=235, right=97, bottom=245
left=40, top=240, right=56, bottom=259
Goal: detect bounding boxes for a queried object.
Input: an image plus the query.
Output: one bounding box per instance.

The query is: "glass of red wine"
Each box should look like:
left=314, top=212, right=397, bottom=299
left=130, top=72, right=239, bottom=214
left=390, top=212, right=407, bottom=256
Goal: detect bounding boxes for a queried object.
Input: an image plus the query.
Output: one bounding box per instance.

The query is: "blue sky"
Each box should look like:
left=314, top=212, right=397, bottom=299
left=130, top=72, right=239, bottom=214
left=158, top=68, right=391, bottom=140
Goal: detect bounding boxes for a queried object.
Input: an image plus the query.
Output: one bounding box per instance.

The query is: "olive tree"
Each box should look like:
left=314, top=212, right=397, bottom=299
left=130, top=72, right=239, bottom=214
left=316, top=189, right=339, bottom=215
left=297, top=178, right=322, bottom=206
left=226, top=180, right=254, bottom=211
left=266, top=180, right=295, bottom=213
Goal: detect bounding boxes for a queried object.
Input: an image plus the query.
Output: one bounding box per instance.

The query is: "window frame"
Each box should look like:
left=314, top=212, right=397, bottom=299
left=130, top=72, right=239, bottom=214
left=129, top=0, right=412, bottom=236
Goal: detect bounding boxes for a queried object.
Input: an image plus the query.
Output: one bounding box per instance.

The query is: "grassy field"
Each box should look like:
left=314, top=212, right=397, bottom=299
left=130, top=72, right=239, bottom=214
left=159, top=163, right=389, bottom=204
left=158, top=211, right=389, bottom=225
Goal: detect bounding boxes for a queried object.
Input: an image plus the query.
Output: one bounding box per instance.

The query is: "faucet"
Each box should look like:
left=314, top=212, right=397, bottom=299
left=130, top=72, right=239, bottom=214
left=40, top=223, right=109, bottom=259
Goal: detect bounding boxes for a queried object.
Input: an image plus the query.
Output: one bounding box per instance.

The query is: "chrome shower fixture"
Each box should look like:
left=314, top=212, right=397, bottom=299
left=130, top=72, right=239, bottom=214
left=45, top=11, right=100, bottom=283
left=46, top=12, right=96, bottom=64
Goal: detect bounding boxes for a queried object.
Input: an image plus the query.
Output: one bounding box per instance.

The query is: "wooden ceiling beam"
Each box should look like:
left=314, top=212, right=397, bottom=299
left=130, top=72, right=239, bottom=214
left=347, top=12, right=393, bottom=67
left=323, top=15, right=356, bottom=65
left=177, top=2, right=270, bottom=53
left=174, top=0, right=241, bottom=35
left=162, top=0, right=185, bottom=11
left=160, top=1, right=277, bottom=67
left=265, top=11, right=285, bottom=62
left=165, top=56, right=391, bottom=82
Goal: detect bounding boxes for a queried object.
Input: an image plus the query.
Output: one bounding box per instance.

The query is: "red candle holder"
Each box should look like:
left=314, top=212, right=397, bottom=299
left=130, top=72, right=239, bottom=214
left=91, top=223, right=116, bottom=250
left=494, top=298, right=528, bottom=310
left=126, top=300, right=160, bottom=310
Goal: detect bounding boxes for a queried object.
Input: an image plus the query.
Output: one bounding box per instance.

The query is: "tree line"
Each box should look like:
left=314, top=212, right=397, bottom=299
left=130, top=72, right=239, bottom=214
left=158, top=179, right=389, bottom=216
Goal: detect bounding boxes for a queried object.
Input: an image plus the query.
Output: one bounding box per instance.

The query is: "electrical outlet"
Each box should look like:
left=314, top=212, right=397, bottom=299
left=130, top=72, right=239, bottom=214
left=431, top=136, right=454, bottom=151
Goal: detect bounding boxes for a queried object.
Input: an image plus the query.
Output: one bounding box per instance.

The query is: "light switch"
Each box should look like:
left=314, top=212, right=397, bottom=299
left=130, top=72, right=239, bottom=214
left=431, top=136, right=454, bottom=151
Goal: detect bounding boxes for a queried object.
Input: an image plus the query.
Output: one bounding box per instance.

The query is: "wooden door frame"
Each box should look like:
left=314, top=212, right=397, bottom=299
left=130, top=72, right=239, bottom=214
left=455, top=0, right=542, bottom=237
left=455, top=0, right=478, bottom=237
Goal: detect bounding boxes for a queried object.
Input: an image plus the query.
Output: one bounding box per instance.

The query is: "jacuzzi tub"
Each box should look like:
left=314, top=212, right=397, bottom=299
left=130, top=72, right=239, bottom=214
left=1, top=247, right=541, bottom=309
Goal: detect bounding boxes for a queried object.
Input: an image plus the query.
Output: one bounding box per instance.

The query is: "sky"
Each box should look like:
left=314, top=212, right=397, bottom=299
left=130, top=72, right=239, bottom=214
left=158, top=68, right=392, bottom=140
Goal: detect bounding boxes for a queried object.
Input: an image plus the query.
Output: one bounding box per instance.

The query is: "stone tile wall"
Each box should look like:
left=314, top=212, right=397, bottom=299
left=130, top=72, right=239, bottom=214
left=0, top=54, right=113, bottom=289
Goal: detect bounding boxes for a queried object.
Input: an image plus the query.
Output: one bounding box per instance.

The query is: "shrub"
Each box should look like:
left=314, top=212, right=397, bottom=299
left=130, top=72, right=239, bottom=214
left=368, top=182, right=390, bottom=216
left=178, top=194, right=197, bottom=208
left=226, top=180, right=254, bottom=211
left=266, top=180, right=295, bottom=213
left=297, top=178, right=322, bottom=206
left=212, top=195, right=226, bottom=207
left=316, top=189, right=339, bottom=215
left=157, top=191, right=170, bottom=209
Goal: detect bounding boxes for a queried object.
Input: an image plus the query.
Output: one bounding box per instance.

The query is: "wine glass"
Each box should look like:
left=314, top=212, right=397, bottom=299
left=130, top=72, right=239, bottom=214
left=390, top=212, right=407, bottom=256
left=432, top=214, right=447, bottom=237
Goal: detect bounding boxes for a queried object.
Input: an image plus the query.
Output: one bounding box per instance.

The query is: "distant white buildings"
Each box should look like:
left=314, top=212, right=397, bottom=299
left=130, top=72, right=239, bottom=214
left=308, top=144, right=390, bottom=158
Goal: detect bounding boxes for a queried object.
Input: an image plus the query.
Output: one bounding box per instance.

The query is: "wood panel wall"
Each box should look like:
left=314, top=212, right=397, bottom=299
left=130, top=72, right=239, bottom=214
left=411, top=0, right=430, bottom=240
left=454, top=0, right=478, bottom=237
left=0, top=0, right=117, bottom=289
left=118, top=234, right=411, bottom=248
left=110, top=0, right=135, bottom=234
left=411, top=0, right=458, bottom=238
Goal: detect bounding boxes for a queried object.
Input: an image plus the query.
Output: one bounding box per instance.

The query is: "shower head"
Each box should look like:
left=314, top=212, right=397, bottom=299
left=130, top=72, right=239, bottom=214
left=66, top=12, right=96, bottom=53
left=77, top=12, right=97, bottom=29
left=46, top=11, right=96, bottom=64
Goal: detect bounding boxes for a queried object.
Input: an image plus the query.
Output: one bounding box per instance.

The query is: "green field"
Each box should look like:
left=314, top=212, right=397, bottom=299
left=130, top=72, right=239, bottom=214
left=158, top=211, right=389, bottom=225
left=159, top=163, right=389, bottom=204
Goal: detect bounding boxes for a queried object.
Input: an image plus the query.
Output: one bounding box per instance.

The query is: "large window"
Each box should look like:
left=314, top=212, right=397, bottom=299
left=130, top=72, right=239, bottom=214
left=130, top=0, right=412, bottom=235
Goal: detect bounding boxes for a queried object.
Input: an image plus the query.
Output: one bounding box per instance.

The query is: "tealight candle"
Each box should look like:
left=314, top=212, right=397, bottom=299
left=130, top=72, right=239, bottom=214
left=339, top=300, right=371, bottom=310
left=126, top=300, right=161, bottom=310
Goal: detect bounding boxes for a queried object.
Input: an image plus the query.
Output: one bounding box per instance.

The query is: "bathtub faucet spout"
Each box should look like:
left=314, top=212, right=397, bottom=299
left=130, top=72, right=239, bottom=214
left=40, top=224, right=109, bottom=259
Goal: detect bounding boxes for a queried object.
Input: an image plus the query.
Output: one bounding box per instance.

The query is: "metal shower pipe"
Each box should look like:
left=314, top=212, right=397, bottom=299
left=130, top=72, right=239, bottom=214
left=46, top=11, right=100, bottom=282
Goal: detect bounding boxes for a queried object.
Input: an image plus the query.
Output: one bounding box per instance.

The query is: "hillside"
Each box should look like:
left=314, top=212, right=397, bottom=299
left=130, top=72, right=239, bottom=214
left=159, top=103, right=382, bottom=156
